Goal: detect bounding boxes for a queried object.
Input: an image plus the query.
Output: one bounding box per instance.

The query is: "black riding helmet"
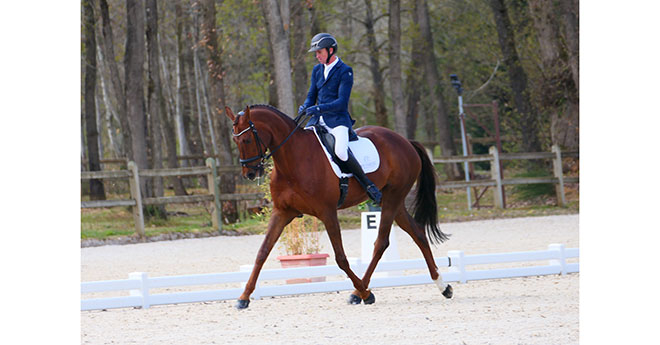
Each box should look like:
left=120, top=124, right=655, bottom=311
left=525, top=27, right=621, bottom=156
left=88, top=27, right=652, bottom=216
left=308, top=33, right=338, bottom=64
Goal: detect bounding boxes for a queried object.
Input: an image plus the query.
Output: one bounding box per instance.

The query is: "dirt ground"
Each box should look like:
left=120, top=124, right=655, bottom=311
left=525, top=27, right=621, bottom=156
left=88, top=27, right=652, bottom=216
left=81, top=214, right=579, bottom=345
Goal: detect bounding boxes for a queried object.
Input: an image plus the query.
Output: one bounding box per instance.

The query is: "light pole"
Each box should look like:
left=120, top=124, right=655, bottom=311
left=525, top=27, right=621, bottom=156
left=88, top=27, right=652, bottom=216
left=450, top=74, right=472, bottom=210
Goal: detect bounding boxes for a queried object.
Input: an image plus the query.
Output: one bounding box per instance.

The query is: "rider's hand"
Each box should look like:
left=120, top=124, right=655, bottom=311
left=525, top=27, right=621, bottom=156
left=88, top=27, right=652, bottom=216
left=298, top=105, right=306, bottom=116
left=306, top=106, right=321, bottom=116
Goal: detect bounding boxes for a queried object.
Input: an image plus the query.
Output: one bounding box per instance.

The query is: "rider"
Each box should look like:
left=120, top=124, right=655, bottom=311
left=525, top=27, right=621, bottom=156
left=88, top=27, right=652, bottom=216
left=299, top=33, right=382, bottom=205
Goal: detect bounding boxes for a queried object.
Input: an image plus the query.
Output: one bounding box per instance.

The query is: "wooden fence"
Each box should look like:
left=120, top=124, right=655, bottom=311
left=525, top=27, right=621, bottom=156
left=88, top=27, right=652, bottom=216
left=429, top=144, right=579, bottom=208
left=81, top=158, right=263, bottom=237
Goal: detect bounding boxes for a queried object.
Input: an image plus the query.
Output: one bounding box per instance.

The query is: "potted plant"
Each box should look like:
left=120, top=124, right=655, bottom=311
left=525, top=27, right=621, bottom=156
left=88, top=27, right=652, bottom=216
left=276, top=215, right=329, bottom=284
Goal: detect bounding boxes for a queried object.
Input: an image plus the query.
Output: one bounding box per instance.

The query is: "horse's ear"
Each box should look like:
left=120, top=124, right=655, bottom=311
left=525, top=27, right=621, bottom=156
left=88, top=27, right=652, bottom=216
left=244, top=106, right=251, bottom=120
left=225, top=106, right=235, bottom=122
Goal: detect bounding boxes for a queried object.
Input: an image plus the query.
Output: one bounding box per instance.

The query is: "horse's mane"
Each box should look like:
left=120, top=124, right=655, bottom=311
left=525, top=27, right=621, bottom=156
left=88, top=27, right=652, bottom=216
left=248, top=104, right=296, bottom=126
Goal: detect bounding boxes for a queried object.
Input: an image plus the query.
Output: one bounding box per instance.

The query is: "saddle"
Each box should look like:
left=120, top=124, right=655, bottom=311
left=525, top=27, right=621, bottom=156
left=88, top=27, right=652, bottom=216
left=313, top=125, right=357, bottom=173
left=310, top=125, right=380, bottom=207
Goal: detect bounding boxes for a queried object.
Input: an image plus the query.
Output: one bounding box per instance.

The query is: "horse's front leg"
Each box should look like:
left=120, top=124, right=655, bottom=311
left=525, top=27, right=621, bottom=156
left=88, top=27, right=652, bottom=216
left=236, top=208, right=297, bottom=309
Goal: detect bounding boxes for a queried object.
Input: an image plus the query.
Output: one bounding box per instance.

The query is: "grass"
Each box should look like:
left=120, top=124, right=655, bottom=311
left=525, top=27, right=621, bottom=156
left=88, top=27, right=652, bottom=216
left=81, top=181, right=578, bottom=242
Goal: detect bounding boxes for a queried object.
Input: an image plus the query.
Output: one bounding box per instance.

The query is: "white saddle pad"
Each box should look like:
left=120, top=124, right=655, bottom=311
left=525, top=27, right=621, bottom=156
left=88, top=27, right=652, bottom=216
left=306, top=126, right=380, bottom=179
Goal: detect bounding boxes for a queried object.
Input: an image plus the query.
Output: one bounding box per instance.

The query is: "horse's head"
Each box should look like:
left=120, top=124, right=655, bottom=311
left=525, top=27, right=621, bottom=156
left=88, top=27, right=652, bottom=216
left=226, top=106, right=271, bottom=180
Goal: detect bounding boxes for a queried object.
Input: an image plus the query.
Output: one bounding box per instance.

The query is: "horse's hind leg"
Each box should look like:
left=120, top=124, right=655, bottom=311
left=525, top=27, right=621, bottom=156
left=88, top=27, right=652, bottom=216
left=236, top=208, right=298, bottom=309
left=394, top=208, right=453, bottom=299
left=354, top=203, right=397, bottom=304
left=318, top=211, right=370, bottom=303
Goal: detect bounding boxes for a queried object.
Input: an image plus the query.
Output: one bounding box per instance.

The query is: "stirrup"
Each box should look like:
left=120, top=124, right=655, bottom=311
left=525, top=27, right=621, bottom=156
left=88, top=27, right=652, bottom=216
left=366, top=184, right=382, bottom=205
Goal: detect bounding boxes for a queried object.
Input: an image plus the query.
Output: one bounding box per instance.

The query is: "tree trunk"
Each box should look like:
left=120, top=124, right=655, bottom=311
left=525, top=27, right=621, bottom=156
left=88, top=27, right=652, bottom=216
left=364, top=0, right=388, bottom=128
left=262, top=0, right=295, bottom=117
left=490, top=0, right=542, bottom=154
left=146, top=0, right=167, bottom=219
left=201, top=0, right=232, bottom=165
left=83, top=0, right=106, bottom=200
left=388, top=0, right=406, bottom=136
left=262, top=8, right=279, bottom=108
left=97, top=46, right=122, bottom=157
left=560, top=0, right=579, bottom=91
left=202, top=0, right=238, bottom=224
left=415, top=0, right=459, bottom=179
left=175, top=1, right=195, bottom=167
left=125, top=0, right=150, bottom=197
left=291, top=0, right=308, bottom=107
left=158, top=34, right=188, bottom=196
left=529, top=0, right=579, bottom=151
left=99, top=0, right=131, bottom=160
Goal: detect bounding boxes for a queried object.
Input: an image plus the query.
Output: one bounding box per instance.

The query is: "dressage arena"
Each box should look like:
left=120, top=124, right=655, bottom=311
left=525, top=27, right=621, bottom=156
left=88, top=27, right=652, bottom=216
left=81, top=214, right=579, bottom=344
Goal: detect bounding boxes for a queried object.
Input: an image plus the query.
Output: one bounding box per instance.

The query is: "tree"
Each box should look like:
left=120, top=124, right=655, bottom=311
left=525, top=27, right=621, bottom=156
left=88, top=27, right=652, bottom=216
left=291, top=0, right=308, bottom=107
left=262, top=0, right=295, bottom=116
left=202, top=0, right=239, bottom=223
left=415, top=0, right=460, bottom=179
left=489, top=0, right=542, bottom=153
left=174, top=0, right=192, bottom=164
left=363, top=0, right=388, bottom=128
left=99, top=0, right=132, bottom=160
left=83, top=0, right=106, bottom=200
left=125, top=0, right=150, bottom=197
left=528, top=0, right=578, bottom=150
left=388, top=0, right=406, bottom=136
left=146, top=0, right=166, bottom=214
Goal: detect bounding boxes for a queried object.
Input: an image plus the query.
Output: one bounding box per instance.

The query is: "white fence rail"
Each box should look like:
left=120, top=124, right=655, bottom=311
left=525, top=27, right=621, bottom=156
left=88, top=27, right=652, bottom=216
left=81, top=243, right=578, bottom=311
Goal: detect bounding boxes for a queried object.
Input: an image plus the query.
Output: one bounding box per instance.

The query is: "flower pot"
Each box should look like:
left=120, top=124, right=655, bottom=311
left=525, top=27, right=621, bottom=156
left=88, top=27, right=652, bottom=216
left=276, top=253, right=330, bottom=284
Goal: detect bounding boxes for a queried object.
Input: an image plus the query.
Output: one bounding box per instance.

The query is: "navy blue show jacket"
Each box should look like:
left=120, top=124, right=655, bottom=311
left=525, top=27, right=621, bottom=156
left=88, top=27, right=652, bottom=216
left=302, top=59, right=356, bottom=129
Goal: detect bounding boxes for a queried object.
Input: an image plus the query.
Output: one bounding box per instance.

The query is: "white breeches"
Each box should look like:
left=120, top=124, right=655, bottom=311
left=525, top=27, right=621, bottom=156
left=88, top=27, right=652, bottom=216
left=319, top=116, right=349, bottom=162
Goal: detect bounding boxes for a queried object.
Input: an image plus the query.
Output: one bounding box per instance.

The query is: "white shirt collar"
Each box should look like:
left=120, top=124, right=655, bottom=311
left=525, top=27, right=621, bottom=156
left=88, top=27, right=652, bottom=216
left=324, top=57, right=340, bottom=79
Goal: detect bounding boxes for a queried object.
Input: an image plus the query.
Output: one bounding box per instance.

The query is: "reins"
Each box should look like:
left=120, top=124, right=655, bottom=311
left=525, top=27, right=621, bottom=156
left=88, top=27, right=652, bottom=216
left=233, top=111, right=310, bottom=172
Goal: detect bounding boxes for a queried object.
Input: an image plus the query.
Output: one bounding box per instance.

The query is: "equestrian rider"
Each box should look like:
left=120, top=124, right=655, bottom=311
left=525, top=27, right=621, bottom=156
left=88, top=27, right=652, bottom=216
left=299, top=33, right=382, bottom=205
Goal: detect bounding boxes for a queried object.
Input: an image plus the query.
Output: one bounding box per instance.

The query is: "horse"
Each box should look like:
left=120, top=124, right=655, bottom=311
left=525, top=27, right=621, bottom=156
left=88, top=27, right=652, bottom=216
left=225, top=104, right=453, bottom=309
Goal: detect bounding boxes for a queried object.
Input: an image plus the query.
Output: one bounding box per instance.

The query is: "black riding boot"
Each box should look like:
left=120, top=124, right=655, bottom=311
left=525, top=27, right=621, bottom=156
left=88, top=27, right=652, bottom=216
left=340, top=150, right=382, bottom=205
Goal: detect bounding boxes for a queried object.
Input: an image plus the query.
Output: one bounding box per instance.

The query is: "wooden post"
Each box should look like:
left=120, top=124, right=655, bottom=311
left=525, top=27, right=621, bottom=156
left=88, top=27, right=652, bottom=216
left=127, top=161, right=145, bottom=238
left=206, top=158, right=223, bottom=232
left=489, top=146, right=504, bottom=209
left=552, top=144, right=567, bottom=207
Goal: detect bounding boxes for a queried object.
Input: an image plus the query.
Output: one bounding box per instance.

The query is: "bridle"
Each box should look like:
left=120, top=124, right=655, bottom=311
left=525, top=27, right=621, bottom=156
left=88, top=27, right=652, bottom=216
left=232, top=112, right=309, bottom=174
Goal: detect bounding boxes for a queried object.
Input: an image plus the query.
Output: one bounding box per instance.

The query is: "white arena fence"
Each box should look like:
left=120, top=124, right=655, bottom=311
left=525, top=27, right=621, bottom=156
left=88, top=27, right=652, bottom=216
left=81, top=243, right=578, bottom=311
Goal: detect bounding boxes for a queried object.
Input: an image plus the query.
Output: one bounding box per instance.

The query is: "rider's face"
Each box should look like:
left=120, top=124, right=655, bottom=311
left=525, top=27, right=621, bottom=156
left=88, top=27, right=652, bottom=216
left=315, top=48, right=333, bottom=65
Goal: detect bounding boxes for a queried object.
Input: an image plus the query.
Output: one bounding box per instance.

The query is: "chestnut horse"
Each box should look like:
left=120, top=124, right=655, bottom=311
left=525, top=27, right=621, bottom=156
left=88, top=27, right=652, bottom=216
left=226, top=105, right=453, bottom=309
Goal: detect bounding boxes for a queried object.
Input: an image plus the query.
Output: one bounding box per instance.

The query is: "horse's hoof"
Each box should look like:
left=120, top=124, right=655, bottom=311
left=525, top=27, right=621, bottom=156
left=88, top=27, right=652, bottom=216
left=348, top=294, right=362, bottom=305
left=442, top=284, right=453, bottom=299
left=235, top=299, right=250, bottom=309
left=363, top=292, right=375, bottom=305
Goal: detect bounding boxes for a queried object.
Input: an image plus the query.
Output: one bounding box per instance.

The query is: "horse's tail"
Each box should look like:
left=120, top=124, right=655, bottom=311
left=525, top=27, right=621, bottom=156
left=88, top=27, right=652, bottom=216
left=409, top=140, right=450, bottom=244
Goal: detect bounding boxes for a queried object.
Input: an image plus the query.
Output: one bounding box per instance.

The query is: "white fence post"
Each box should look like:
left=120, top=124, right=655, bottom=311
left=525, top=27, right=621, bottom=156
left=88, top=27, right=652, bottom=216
left=448, top=250, right=466, bottom=283
left=548, top=244, right=567, bottom=275
left=128, top=272, right=150, bottom=309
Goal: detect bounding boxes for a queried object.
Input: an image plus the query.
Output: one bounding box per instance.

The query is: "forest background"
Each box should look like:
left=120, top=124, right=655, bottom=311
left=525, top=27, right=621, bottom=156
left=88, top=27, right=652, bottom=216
left=80, top=0, right=580, bottom=208
left=3, top=2, right=660, bottom=344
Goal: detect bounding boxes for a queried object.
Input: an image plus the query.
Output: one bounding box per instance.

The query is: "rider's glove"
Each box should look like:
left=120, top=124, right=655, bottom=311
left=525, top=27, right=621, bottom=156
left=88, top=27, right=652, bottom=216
left=298, top=105, right=306, bottom=116
left=306, top=105, right=321, bottom=116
